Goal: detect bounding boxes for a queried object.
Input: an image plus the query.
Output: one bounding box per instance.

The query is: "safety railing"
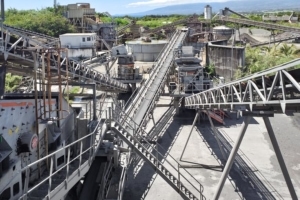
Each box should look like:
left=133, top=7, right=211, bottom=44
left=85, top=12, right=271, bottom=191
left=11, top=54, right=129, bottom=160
left=185, top=58, right=300, bottom=110
left=116, top=116, right=205, bottom=199
left=112, top=100, right=206, bottom=199
left=18, top=97, right=109, bottom=200
left=117, top=150, right=131, bottom=200
left=132, top=101, right=178, bottom=169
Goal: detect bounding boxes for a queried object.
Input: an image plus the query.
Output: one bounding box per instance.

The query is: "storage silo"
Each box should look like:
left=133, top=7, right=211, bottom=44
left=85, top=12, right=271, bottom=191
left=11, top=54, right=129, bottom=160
left=212, top=25, right=234, bottom=40
left=126, top=39, right=168, bottom=62
left=204, top=5, right=212, bottom=20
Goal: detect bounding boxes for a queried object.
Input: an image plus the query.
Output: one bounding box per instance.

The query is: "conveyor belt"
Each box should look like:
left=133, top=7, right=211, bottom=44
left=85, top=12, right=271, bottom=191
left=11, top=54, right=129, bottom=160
left=3, top=24, right=59, bottom=45
left=132, top=31, right=187, bottom=127
left=0, top=25, right=128, bottom=92
left=185, top=58, right=300, bottom=112
left=219, top=16, right=300, bottom=34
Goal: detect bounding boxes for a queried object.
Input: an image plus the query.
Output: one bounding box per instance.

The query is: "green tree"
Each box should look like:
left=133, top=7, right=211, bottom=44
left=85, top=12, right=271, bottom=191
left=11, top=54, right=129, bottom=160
left=5, top=8, right=77, bottom=37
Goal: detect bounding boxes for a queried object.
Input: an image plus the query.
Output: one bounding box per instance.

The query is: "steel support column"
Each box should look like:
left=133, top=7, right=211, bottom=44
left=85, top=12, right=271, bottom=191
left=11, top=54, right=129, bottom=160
left=180, top=110, right=200, bottom=161
left=0, top=64, right=6, bottom=97
left=263, top=117, right=298, bottom=200
left=93, top=84, right=97, bottom=120
left=174, top=98, right=180, bottom=115
left=212, top=116, right=251, bottom=200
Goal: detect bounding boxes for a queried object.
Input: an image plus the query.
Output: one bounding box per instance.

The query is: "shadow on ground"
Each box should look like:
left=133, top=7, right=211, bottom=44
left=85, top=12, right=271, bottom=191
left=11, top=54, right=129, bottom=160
left=122, top=109, right=282, bottom=200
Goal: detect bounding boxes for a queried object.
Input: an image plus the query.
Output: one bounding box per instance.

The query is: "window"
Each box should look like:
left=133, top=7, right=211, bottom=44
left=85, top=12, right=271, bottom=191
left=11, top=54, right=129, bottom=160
left=82, top=37, right=85, bottom=42
left=87, top=37, right=91, bottom=41
left=13, top=182, right=20, bottom=196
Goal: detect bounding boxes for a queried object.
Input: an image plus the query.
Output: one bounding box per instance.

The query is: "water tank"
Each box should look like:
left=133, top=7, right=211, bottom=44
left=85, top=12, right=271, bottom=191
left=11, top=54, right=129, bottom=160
left=126, top=39, right=168, bottom=62
left=212, top=25, right=234, bottom=40
left=204, top=5, right=212, bottom=20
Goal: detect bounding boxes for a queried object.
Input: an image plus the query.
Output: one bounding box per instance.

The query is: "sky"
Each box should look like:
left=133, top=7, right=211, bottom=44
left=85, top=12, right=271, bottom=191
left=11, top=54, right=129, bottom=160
left=5, top=0, right=231, bottom=15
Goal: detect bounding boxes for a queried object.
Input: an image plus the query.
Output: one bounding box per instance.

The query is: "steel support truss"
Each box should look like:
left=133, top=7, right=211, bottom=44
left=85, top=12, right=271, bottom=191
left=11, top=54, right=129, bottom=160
left=185, top=58, right=300, bottom=113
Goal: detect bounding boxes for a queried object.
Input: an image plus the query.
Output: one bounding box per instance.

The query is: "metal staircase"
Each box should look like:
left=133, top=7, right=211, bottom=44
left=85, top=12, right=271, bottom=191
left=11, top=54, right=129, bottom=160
left=109, top=93, right=205, bottom=199
left=111, top=119, right=205, bottom=200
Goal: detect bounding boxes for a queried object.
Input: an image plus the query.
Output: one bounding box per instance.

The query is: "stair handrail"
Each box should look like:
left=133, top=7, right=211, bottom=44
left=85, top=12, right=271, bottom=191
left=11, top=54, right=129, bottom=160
left=114, top=120, right=205, bottom=199
left=111, top=102, right=206, bottom=198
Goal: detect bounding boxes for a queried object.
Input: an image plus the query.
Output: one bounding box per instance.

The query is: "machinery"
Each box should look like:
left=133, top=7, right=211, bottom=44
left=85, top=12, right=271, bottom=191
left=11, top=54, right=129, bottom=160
left=175, top=46, right=213, bottom=93
left=64, top=3, right=117, bottom=50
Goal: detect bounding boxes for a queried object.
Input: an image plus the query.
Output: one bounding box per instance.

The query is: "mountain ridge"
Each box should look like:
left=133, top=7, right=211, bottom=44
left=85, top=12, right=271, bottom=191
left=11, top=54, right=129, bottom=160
left=116, top=0, right=300, bottom=17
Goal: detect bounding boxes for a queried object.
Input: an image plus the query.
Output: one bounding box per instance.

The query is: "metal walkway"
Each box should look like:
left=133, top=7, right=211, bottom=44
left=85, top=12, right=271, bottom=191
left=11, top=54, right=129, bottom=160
left=0, top=25, right=128, bottom=92
left=111, top=108, right=206, bottom=200
left=185, top=58, right=300, bottom=112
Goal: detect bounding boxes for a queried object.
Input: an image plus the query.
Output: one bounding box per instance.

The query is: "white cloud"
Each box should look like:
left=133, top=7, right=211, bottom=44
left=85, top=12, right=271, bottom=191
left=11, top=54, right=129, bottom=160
left=127, top=0, right=230, bottom=7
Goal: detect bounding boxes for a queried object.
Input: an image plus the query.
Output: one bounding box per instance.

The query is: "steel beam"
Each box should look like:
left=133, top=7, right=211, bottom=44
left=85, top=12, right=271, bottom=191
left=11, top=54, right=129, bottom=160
left=180, top=110, right=200, bottom=162
left=212, top=116, right=251, bottom=200
left=0, top=63, right=6, bottom=97
left=263, top=117, right=298, bottom=200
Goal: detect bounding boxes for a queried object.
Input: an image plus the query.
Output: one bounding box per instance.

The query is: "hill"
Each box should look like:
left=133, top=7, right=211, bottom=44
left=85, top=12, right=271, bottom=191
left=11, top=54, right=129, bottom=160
left=120, top=0, right=300, bottom=17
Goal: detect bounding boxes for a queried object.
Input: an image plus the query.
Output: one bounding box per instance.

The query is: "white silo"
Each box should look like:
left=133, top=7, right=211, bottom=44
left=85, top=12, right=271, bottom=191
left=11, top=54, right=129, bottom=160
left=204, top=5, right=212, bottom=20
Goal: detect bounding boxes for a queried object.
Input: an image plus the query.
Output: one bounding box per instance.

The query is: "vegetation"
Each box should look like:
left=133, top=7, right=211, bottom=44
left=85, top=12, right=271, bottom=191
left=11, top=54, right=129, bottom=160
left=99, top=14, right=187, bottom=29
left=3, top=7, right=300, bottom=84
left=5, top=73, right=22, bottom=92
left=64, top=86, right=81, bottom=104
left=206, top=64, right=216, bottom=76
left=136, top=15, right=186, bottom=29
left=235, top=43, right=300, bottom=79
left=5, top=7, right=77, bottom=37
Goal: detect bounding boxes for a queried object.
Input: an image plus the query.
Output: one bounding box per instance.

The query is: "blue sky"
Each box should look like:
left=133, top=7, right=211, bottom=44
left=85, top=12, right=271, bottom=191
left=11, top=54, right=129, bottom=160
left=5, top=0, right=231, bottom=15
